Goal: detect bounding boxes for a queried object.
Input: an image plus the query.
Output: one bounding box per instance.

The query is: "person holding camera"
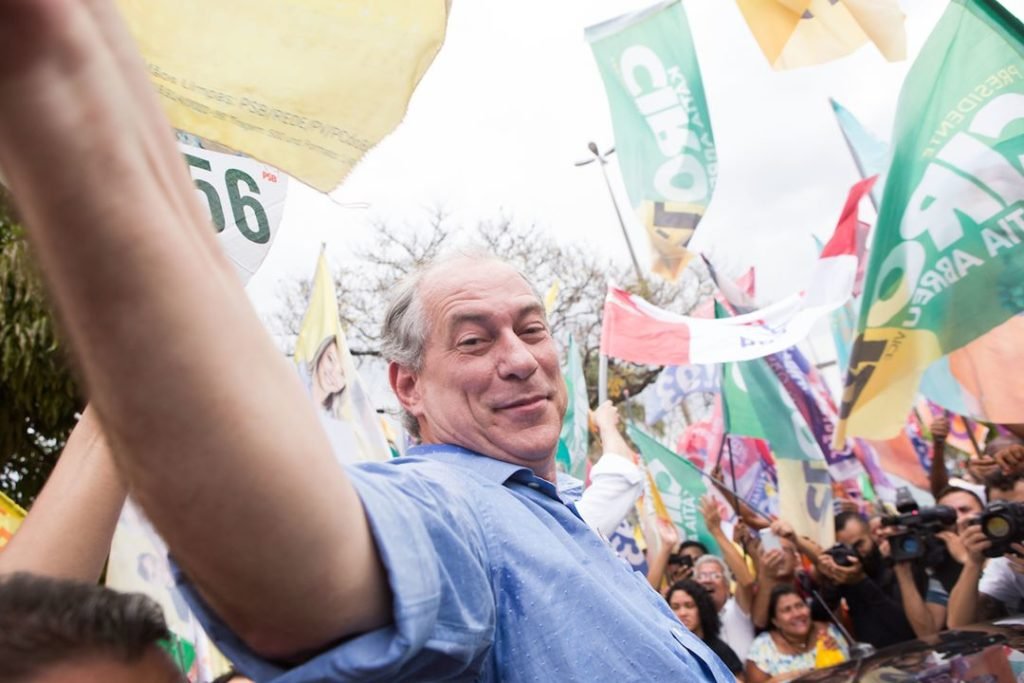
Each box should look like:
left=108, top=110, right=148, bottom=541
left=816, top=512, right=921, bottom=648
left=947, top=471, right=1024, bottom=627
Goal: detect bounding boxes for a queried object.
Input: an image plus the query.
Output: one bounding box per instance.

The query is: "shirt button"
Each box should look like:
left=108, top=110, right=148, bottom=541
left=528, top=482, right=540, bottom=489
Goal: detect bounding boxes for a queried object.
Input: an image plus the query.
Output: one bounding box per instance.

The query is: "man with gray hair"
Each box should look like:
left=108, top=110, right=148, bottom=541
left=0, top=3, right=729, bottom=681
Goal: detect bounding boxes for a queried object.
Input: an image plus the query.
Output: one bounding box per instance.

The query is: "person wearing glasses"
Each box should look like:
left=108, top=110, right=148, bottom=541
left=695, top=554, right=756, bottom=662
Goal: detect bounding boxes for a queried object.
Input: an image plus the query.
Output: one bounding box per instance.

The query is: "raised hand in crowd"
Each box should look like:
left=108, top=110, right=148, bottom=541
left=996, top=444, right=1024, bottom=476
left=928, top=415, right=953, bottom=498
left=575, top=400, right=645, bottom=538
left=699, top=495, right=756, bottom=614
left=647, top=517, right=685, bottom=590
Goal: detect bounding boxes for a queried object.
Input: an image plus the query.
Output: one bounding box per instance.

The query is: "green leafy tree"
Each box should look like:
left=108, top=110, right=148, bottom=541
left=0, top=190, right=82, bottom=507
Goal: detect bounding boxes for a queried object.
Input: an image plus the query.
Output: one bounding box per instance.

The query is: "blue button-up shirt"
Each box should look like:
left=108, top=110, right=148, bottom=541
left=178, top=444, right=733, bottom=682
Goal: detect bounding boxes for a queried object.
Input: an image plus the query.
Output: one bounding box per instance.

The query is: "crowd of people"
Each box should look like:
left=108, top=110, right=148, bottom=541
left=632, top=415, right=1024, bottom=682
left=1, top=3, right=1024, bottom=683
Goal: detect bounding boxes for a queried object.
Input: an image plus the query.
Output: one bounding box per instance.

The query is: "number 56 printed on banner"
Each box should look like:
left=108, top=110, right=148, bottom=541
left=178, top=140, right=288, bottom=285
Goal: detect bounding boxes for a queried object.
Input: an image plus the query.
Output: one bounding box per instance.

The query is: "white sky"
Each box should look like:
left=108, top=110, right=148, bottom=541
left=245, top=0, right=1024, bottom=369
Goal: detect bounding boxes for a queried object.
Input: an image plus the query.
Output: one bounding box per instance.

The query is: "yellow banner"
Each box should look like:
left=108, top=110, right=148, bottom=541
left=117, top=1, right=448, bottom=192
left=735, top=0, right=905, bottom=70
left=295, top=252, right=391, bottom=463
left=0, top=490, right=26, bottom=552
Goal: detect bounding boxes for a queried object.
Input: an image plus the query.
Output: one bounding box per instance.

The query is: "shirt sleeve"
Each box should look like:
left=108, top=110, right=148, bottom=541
left=925, top=575, right=949, bottom=607
left=745, top=632, right=775, bottom=673
left=174, top=462, right=497, bottom=682
left=979, top=557, right=1024, bottom=606
left=574, top=452, right=644, bottom=538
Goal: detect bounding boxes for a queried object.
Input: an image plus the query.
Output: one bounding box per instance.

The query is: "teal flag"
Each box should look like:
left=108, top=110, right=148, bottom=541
left=628, top=424, right=720, bottom=555
left=829, top=97, right=889, bottom=207
left=586, top=0, right=717, bottom=281
left=837, top=0, right=1024, bottom=443
left=557, top=336, right=590, bottom=479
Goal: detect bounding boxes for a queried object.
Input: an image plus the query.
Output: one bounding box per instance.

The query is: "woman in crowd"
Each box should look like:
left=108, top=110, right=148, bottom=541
left=745, top=585, right=848, bottom=683
left=667, top=579, right=744, bottom=680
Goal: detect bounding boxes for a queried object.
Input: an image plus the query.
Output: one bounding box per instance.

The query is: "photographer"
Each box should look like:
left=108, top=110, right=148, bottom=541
left=947, top=472, right=1024, bottom=627
left=816, top=512, right=920, bottom=648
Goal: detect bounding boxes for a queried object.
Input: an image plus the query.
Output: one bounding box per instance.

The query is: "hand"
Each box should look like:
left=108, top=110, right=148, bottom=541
left=760, top=548, right=785, bottom=580
left=770, top=519, right=796, bottom=542
left=590, top=400, right=619, bottom=433
left=815, top=624, right=840, bottom=652
left=960, top=523, right=991, bottom=567
left=656, top=517, right=680, bottom=549
left=700, top=495, right=723, bottom=532
left=930, top=415, right=950, bottom=442
left=996, top=445, right=1024, bottom=476
left=818, top=554, right=866, bottom=585
left=1007, top=543, right=1024, bottom=575
left=936, top=529, right=968, bottom=565
left=967, top=455, right=1000, bottom=482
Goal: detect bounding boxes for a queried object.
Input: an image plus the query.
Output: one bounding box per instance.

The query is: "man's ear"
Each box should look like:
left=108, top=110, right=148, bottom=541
left=389, top=362, right=424, bottom=418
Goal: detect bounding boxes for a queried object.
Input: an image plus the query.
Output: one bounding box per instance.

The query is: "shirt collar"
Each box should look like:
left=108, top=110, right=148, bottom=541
left=407, top=443, right=582, bottom=500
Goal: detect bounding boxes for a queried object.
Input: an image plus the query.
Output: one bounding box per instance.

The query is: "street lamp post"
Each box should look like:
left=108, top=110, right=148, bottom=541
left=575, top=142, right=647, bottom=291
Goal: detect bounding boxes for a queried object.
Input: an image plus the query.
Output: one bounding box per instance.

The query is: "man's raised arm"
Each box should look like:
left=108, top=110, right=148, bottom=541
left=0, top=1, right=388, bottom=659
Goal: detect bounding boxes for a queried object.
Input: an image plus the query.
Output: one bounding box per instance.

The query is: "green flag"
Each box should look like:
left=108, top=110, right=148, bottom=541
left=837, top=0, right=1024, bottom=443
left=586, top=0, right=717, bottom=281
left=628, top=423, right=720, bottom=555
left=557, top=336, right=590, bottom=479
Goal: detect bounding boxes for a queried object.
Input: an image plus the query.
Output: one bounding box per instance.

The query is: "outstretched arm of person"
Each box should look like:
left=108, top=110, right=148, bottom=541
left=0, top=2, right=387, bottom=659
left=892, top=562, right=945, bottom=638
left=701, top=495, right=755, bottom=613
left=929, top=416, right=950, bottom=499
left=0, top=408, right=125, bottom=582
left=576, top=401, right=644, bottom=538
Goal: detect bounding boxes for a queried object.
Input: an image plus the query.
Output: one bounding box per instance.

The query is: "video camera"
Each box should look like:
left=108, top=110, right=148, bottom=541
left=977, top=500, right=1024, bottom=558
left=881, top=487, right=956, bottom=564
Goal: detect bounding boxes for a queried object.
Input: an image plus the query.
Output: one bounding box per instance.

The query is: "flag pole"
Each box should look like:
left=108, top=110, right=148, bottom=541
left=598, top=354, right=609, bottom=404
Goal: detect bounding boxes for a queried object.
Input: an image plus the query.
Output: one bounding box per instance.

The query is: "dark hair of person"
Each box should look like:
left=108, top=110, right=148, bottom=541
left=984, top=470, right=1023, bottom=499
left=834, top=510, right=865, bottom=534
left=666, top=579, right=721, bottom=641
left=0, top=572, right=171, bottom=681
left=766, top=583, right=804, bottom=631
left=936, top=485, right=984, bottom=510
left=679, top=540, right=709, bottom=556
left=211, top=669, right=249, bottom=683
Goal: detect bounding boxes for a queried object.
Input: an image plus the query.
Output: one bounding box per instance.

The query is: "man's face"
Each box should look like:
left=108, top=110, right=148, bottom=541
left=695, top=559, right=729, bottom=610
left=938, top=490, right=984, bottom=529
left=837, top=517, right=875, bottom=560
left=777, top=537, right=798, bottom=577
left=396, top=260, right=567, bottom=471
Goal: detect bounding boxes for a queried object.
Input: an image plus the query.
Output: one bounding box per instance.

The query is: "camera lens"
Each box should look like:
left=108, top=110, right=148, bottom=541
left=985, top=516, right=1012, bottom=539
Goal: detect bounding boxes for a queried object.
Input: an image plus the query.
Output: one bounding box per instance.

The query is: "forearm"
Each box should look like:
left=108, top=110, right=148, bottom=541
left=795, top=536, right=824, bottom=568
left=647, top=543, right=670, bottom=590
left=947, top=562, right=983, bottom=628
left=0, top=409, right=126, bottom=581
left=751, top=575, right=778, bottom=629
left=930, top=439, right=949, bottom=498
left=0, top=4, right=386, bottom=657
left=711, top=528, right=755, bottom=596
left=894, top=566, right=939, bottom=637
